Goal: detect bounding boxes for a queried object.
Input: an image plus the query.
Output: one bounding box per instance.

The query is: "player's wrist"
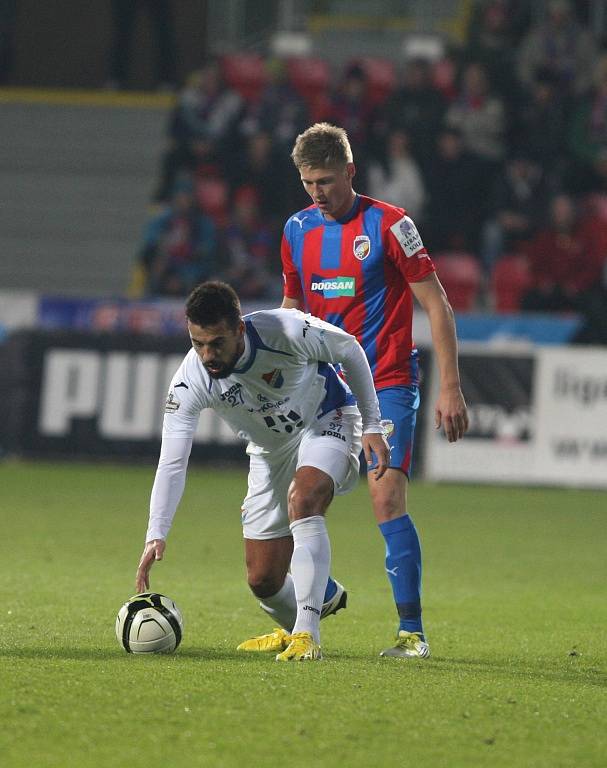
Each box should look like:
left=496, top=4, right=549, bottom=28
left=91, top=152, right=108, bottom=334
left=362, top=424, right=384, bottom=435
left=440, top=380, right=461, bottom=392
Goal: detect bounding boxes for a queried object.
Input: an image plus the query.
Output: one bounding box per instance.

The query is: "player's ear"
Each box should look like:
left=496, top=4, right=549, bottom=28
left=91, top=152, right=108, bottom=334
left=346, top=162, right=356, bottom=181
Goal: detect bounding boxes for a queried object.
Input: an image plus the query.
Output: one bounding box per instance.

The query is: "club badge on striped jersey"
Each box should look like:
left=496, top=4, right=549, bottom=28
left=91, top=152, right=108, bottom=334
left=353, top=235, right=371, bottom=260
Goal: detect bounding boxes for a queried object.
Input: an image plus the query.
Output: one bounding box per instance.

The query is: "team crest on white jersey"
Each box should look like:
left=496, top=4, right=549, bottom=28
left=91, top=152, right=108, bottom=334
left=262, top=368, right=284, bottom=388
left=353, top=235, right=371, bottom=260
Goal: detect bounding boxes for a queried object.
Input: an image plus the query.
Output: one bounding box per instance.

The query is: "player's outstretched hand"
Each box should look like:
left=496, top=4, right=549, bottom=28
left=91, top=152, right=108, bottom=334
left=135, top=539, right=166, bottom=593
left=363, top=432, right=391, bottom=480
left=435, top=385, right=469, bottom=443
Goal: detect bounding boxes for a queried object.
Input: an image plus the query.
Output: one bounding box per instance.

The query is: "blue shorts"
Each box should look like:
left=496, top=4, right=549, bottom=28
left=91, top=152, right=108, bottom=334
left=368, top=385, right=420, bottom=476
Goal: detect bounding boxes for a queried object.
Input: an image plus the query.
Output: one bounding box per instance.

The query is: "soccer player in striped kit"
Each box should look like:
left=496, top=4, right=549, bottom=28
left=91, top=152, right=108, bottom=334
left=280, top=123, right=469, bottom=657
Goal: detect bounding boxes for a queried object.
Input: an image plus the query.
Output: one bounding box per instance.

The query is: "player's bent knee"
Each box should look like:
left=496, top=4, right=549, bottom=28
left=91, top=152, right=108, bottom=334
left=247, top=572, right=284, bottom=599
left=287, top=484, right=332, bottom=521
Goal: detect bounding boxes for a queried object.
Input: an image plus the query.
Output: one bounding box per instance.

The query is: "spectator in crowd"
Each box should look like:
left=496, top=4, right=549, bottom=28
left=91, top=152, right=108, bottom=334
left=154, top=62, right=243, bottom=202
left=106, top=0, right=177, bottom=91
left=521, top=192, right=606, bottom=312
left=383, top=57, right=448, bottom=166
left=422, top=127, right=484, bottom=253
left=222, top=186, right=278, bottom=301
left=367, top=129, right=425, bottom=219
left=226, top=131, right=293, bottom=227
left=445, top=61, right=507, bottom=176
left=517, top=0, right=597, bottom=97
left=464, top=0, right=524, bottom=107
left=139, top=179, right=217, bottom=297
left=513, top=67, right=570, bottom=181
left=322, top=63, right=377, bottom=187
left=568, top=54, right=607, bottom=192
left=480, top=152, right=547, bottom=274
left=236, top=58, right=310, bottom=152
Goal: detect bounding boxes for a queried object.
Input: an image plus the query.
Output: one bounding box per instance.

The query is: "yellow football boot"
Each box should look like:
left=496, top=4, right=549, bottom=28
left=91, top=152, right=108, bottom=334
left=237, top=627, right=291, bottom=652
left=275, top=631, right=322, bottom=661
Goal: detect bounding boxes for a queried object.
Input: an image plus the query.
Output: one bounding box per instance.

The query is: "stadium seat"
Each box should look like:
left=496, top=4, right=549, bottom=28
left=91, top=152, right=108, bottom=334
left=490, top=253, right=532, bottom=312
left=432, top=252, right=482, bottom=312
left=220, top=53, right=268, bottom=101
left=432, top=57, right=457, bottom=101
left=286, top=56, right=331, bottom=102
left=195, top=175, right=229, bottom=225
left=350, top=57, right=397, bottom=105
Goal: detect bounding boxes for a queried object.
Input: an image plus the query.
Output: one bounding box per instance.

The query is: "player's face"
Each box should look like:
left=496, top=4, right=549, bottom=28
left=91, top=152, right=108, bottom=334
left=300, top=163, right=356, bottom=221
left=188, top=319, right=245, bottom=379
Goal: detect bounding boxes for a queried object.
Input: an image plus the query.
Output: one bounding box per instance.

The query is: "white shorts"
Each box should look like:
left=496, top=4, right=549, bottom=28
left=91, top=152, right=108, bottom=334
left=241, top=406, right=362, bottom=540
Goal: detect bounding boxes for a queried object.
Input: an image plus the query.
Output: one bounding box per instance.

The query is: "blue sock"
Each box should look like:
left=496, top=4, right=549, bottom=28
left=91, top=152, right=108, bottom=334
left=379, top=514, right=424, bottom=637
left=323, top=576, right=337, bottom=602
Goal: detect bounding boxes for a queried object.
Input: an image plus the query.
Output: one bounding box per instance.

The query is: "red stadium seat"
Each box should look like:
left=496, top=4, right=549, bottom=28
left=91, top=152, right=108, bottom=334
left=195, top=175, right=229, bottom=225
left=432, top=252, right=482, bottom=312
left=490, top=253, right=532, bottom=312
left=351, top=57, right=397, bottom=105
left=432, top=57, right=458, bottom=101
left=286, top=56, right=331, bottom=102
left=220, top=53, right=268, bottom=101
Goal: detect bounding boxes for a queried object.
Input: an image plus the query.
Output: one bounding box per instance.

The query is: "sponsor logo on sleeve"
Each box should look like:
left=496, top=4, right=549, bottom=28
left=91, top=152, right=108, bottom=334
left=164, top=391, right=180, bottom=413
left=353, top=234, right=371, bottom=260
left=310, top=274, right=356, bottom=298
left=389, top=215, right=428, bottom=258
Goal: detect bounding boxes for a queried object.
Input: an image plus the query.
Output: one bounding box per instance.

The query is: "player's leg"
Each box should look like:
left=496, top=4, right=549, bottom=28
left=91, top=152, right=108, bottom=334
left=237, top=449, right=299, bottom=651
left=244, top=535, right=294, bottom=627
left=285, top=464, right=334, bottom=647
left=368, top=386, right=430, bottom=659
left=276, top=407, right=361, bottom=661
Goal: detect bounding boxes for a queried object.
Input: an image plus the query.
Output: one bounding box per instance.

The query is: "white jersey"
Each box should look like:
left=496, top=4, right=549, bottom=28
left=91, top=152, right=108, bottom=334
left=146, top=308, right=382, bottom=541
left=162, top=308, right=381, bottom=450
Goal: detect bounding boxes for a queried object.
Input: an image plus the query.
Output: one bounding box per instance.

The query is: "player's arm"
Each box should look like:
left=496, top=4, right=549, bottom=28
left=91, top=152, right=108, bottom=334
left=330, top=330, right=390, bottom=479
left=281, top=296, right=302, bottom=309
left=135, top=369, right=203, bottom=592
left=409, top=273, right=469, bottom=443
left=280, top=230, right=304, bottom=310
left=135, top=434, right=193, bottom=592
left=290, top=314, right=390, bottom=478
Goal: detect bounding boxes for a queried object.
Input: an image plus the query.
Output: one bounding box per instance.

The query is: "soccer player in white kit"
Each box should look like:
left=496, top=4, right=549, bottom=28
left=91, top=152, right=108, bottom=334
left=135, top=281, right=389, bottom=661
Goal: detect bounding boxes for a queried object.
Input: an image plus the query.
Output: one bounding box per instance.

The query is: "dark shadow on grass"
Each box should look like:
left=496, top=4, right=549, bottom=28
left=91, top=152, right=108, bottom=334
left=2, top=648, right=604, bottom=686
left=0, top=646, right=266, bottom=662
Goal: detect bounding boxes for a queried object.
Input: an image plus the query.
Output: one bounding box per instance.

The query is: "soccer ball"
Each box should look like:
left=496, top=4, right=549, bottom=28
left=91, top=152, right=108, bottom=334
left=116, top=592, right=183, bottom=654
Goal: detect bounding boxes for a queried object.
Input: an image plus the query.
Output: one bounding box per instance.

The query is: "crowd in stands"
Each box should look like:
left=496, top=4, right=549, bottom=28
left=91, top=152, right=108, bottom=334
left=133, top=0, right=607, bottom=342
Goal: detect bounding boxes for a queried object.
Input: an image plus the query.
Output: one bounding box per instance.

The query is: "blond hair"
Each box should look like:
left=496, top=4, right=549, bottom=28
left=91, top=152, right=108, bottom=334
left=291, top=123, right=353, bottom=169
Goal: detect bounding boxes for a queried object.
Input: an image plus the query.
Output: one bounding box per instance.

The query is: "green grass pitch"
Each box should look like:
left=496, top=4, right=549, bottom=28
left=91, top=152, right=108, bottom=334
left=0, top=460, right=605, bottom=768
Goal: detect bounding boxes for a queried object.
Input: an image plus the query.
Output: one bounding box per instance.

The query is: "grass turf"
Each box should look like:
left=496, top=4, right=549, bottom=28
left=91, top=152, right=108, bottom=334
left=0, top=460, right=605, bottom=767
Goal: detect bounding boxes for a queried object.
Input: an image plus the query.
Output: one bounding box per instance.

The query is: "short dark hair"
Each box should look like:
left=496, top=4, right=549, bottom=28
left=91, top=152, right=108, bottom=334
left=185, top=281, right=242, bottom=329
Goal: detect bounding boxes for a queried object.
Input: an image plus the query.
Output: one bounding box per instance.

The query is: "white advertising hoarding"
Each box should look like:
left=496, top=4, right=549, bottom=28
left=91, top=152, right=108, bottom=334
left=533, top=347, right=607, bottom=487
left=424, top=346, right=537, bottom=484
left=424, top=345, right=607, bottom=489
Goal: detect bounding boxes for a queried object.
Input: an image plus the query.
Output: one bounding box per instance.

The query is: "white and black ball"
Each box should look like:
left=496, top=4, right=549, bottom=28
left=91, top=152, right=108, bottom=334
left=116, top=593, right=183, bottom=654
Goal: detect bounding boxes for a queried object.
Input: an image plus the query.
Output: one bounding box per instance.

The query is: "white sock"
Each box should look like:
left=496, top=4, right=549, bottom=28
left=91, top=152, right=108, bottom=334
left=259, top=574, right=297, bottom=631
left=290, top=516, right=331, bottom=644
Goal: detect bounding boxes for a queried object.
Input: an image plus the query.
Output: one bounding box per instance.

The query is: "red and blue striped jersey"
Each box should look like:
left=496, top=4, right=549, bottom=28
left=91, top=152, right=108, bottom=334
left=281, top=194, right=435, bottom=389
